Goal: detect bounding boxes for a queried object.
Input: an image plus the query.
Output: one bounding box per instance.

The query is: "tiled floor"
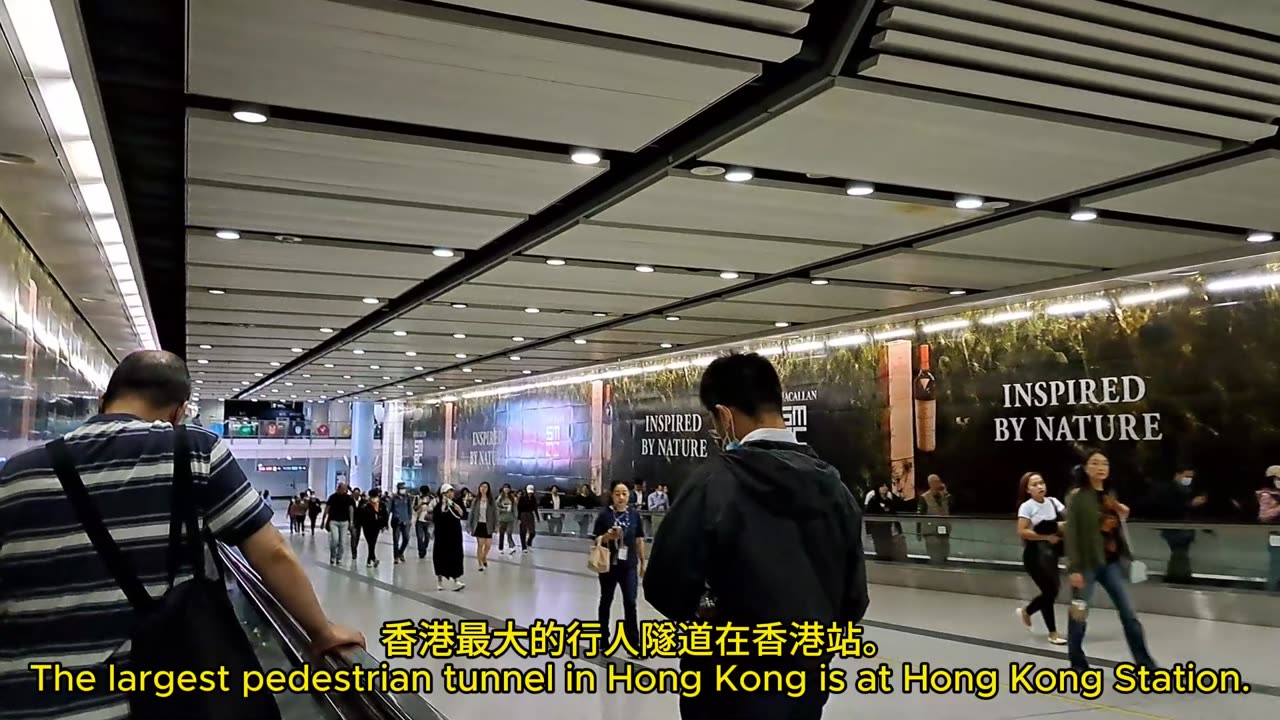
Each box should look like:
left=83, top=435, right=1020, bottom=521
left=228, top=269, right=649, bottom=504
left=277, top=523, right=1279, bottom=720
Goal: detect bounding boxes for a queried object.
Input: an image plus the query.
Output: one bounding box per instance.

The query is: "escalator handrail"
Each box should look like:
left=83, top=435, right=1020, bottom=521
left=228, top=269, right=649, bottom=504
left=217, top=543, right=448, bottom=720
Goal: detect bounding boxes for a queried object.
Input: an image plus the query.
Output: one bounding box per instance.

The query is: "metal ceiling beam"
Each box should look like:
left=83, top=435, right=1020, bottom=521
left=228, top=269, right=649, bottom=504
left=235, top=0, right=884, bottom=398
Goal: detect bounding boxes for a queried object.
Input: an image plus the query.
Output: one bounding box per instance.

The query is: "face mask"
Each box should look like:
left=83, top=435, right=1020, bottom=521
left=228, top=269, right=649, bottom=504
left=1273, top=478, right=1280, bottom=490
left=717, top=407, right=740, bottom=451
left=1179, top=477, right=1193, bottom=487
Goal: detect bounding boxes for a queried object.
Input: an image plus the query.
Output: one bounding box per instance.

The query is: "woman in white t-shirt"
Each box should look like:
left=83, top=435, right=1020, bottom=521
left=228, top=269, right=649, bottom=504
left=1015, top=472, right=1067, bottom=645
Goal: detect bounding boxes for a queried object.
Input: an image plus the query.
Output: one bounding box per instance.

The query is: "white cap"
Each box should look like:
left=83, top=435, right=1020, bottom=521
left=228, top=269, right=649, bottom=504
left=1266, top=466, right=1280, bottom=479
left=440, top=483, right=454, bottom=494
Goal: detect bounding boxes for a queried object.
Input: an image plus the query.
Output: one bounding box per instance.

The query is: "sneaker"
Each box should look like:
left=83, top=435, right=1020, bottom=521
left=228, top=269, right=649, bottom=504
left=453, top=580, right=466, bottom=591
left=479, top=566, right=485, bottom=572
left=1015, top=607, right=1032, bottom=630
left=1048, top=633, right=1067, bottom=646
left=436, top=577, right=444, bottom=591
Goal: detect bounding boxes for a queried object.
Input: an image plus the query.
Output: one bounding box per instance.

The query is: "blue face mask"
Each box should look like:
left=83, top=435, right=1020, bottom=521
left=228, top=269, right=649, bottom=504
left=725, top=440, right=742, bottom=451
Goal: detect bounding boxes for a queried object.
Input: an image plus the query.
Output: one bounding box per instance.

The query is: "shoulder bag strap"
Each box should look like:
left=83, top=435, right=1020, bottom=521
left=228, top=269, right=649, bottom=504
left=47, top=437, right=154, bottom=611
left=167, top=425, right=208, bottom=584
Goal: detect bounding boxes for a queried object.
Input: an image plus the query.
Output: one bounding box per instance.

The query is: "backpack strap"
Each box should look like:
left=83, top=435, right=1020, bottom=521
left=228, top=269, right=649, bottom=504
left=47, top=437, right=155, bottom=611
left=167, top=424, right=207, bottom=585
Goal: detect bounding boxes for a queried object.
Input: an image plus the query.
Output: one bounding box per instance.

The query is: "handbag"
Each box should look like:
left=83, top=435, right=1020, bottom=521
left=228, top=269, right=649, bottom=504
left=47, top=426, right=281, bottom=720
left=588, top=542, right=610, bottom=573
left=1118, top=519, right=1148, bottom=584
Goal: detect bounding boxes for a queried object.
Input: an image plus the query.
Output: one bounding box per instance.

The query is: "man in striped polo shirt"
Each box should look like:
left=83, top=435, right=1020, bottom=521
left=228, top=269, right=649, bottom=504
left=0, top=351, right=363, bottom=720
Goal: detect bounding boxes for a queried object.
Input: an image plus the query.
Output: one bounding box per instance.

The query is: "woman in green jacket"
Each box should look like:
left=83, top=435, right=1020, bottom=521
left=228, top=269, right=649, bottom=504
left=1064, top=449, right=1157, bottom=671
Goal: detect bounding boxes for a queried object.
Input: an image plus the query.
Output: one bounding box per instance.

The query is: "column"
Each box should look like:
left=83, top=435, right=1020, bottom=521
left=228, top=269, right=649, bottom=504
left=350, top=401, right=375, bottom=490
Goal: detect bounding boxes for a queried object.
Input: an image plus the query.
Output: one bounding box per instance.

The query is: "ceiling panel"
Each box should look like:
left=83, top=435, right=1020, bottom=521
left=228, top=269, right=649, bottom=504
left=537, top=223, right=852, bottom=274
left=475, top=261, right=735, bottom=297
left=706, top=79, right=1220, bottom=201
left=188, top=0, right=759, bottom=151
left=623, top=316, right=771, bottom=336
left=928, top=213, right=1243, bottom=267
left=438, top=285, right=675, bottom=314
left=581, top=328, right=720, bottom=345
left=597, top=174, right=977, bottom=243
left=405, top=304, right=601, bottom=329
left=187, top=292, right=369, bottom=317
left=189, top=325, right=332, bottom=341
left=187, top=234, right=454, bottom=279
left=1089, top=151, right=1280, bottom=230
left=681, top=300, right=863, bottom=324
left=188, top=184, right=521, bottom=249
left=188, top=266, right=415, bottom=298
left=187, top=114, right=604, bottom=214
left=732, top=280, right=947, bottom=309
left=820, top=250, right=1092, bottom=290
left=187, top=309, right=358, bottom=328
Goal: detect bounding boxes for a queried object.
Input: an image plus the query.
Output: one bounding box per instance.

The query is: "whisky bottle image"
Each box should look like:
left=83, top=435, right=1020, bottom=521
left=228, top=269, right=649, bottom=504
left=914, top=344, right=937, bottom=452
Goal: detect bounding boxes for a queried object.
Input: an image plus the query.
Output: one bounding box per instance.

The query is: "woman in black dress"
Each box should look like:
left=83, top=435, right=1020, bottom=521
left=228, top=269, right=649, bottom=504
left=356, top=488, right=390, bottom=568
left=433, top=484, right=467, bottom=591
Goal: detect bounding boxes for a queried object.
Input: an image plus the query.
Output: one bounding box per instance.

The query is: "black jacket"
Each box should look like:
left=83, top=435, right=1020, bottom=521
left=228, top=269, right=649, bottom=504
left=355, top=501, right=389, bottom=533
left=643, top=440, right=868, bottom=669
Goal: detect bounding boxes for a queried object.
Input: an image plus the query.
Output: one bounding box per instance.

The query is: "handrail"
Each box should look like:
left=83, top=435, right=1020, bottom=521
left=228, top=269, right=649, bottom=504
left=217, top=543, right=448, bottom=720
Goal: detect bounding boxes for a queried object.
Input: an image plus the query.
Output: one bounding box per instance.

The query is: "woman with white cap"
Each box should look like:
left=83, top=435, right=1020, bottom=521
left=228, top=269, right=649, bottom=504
left=517, top=484, right=541, bottom=553
left=433, top=484, right=467, bottom=591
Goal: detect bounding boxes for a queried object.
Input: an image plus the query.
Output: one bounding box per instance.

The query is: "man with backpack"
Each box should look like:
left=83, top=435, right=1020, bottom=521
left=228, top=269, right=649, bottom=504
left=644, top=352, right=869, bottom=720
left=0, top=351, right=364, bottom=720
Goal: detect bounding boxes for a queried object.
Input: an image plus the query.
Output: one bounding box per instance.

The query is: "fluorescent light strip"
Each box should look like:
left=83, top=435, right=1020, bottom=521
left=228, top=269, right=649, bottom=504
left=1206, top=273, right=1280, bottom=292
left=786, top=340, right=825, bottom=353
left=921, top=319, right=972, bottom=334
left=1045, top=298, right=1111, bottom=316
left=979, top=310, right=1033, bottom=325
left=1118, top=286, right=1190, bottom=306
left=825, top=334, right=869, bottom=348
left=754, top=346, right=784, bottom=357
left=874, top=328, right=916, bottom=341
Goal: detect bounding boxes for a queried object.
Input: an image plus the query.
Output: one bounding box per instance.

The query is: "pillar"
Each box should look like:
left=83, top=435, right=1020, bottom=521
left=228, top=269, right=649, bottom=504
left=350, top=401, right=375, bottom=490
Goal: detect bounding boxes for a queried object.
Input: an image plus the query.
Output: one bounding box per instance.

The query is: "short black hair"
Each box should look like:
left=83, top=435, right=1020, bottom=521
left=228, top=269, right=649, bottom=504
left=698, top=352, right=783, bottom=417
left=101, top=351, right=191, bottom=409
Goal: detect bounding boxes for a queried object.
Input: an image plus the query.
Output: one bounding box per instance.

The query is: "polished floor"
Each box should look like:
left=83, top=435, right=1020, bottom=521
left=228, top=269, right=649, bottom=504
left=276, top=520, right=1278, bottom=720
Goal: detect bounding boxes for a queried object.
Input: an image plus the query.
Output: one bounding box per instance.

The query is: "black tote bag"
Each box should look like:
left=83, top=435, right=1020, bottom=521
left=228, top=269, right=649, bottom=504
left=48, top=425, right=281, bottom=720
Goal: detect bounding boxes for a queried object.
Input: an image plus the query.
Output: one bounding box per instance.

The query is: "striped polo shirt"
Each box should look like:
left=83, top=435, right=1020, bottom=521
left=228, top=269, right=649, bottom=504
left=0, top=414, right=273, bottom=720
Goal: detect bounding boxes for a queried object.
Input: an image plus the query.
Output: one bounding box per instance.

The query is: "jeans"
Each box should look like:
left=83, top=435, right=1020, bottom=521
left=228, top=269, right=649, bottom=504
left=328, top=521, right=349, bottom=564
left=392, top=520, right=410, bottom=560
left=1067, top=561, right=1155, bottom=670
left=519, top=512, right=537, bottom=549
left=498, top=521, right=514, bottom=551
left=416, top=522, right=431, bottom=558
left=598, top=564, right=639, bottom=651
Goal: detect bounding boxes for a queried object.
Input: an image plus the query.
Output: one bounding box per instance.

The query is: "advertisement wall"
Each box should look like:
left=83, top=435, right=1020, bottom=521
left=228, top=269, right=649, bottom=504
left=402, top=275, right=1280, bottom=521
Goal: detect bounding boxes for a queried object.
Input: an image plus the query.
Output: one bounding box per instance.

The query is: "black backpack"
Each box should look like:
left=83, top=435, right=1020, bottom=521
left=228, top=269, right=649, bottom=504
left=47, top=425, right=281, bottom=720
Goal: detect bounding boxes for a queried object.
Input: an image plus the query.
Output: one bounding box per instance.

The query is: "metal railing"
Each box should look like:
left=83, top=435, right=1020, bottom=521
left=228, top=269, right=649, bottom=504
left=218, top=543, right=448, bottom=720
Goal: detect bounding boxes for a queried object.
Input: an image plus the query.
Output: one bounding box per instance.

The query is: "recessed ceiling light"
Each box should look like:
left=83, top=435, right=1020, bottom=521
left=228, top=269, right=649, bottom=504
left=361, top=297, right=380, bottom=304
left=774, top=321, right=791, bottom=328
left=406, top=391, right=414, bottom=396
left=392, top=330, right=407, bottom=337
left=197, top=359, right=209, bottom=365
left=324, top=363, right=334, bottom=368
left=439, top=386, right=446, bottom=390
left=635, top=265, right=655, bottom=273
left=269, top=361, right=280, bottom=367
left=198, top=344, right=212, bottom=349
left=231, top=107, right=268, bottom=124
left=195, top=379, right=204, bottom=384
left=415, top=368, right=426, bottom=372
left=424, top=376, right=434, bottom=381
left=241, top=381, right=250, bottom=385
left=473, top=379, right=483, bottom=383
left=719, top=271, right=739, bottom=280
left=570, top=149, right=602, bottom=165
left=451, top=303, right=467, bottom=309
left=357, top=384, right=365, bottom=388
left=690, top=165, right=725, bottom=177
left=351, top=349, right=365, bottom=355
left=955, top=195, right=985, bottom=210
left=284, top=382, right=293, bottom=387
left=545, top=258, right=567, bottom=266
left=512, top=336, right=525, bottom=342
left=405, top=351, right=417, bottom=357
left=665, top=315, right=680, bottom=322
left=382, top=376, right=391, bottom=380
left=593, top=312, right=607, bottom=317
left=255, top=372, right=265, bottom=377
left=369, top=365, right=380, bottom=369
left=208, top=289, right=225, bottom=295
left=290, top=347, right=302, bottom=353
left=949, top=289, right=968, bottom=296
left=522, top=370, right=532, bottom=375
left=810, top=279, right=829, bottom=286
left=343, top=375, right=352, bottom=379
left=432, top=248, right=455, bottom=258
left=660, top=343, right=673, bottom=349
left=452, top=333, right=466, bottom=339
left=455, top=353, right=467, bottom=359
left=320, top=327, right=333, bottom=333
left=574, top=338, right=587, bottom=345
left=1070, top=208, right=1099, bottom=222
left=215, top=229, right=240, bottom=240
left=524, top=307, right=540, bottom=314
left=302, top=374, right=311, bottom=378
left=271, top=389, right=279, bottom=393
left=724, top=168, right=753, bottom=183
left=510, top=355, right=521, bottom=361
left=1247, top=231, right=1274, bottom=243
left=462, top=368, right=473, bottom=373
left=845, top=182, right=875, bottom=196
